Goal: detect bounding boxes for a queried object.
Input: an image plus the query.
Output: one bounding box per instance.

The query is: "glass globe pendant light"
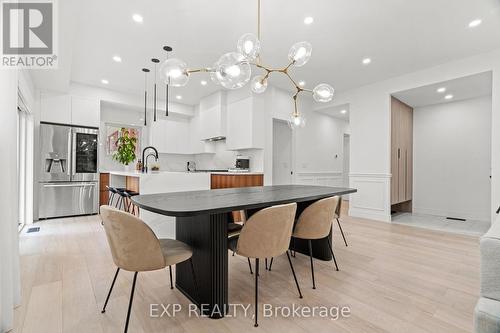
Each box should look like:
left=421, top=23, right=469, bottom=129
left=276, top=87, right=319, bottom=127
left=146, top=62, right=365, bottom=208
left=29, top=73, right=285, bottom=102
left=159, top=58, right=189, bottom=87
left=313, top=83, right=335, bottom=102
left=289, top=95, right=306, bottom=128
left=237, top=33, right=260, bottom=61
left=250, top=75, right=268, bottom=93
left=288, top=41, right=312, bottom=67
left=214, top=52, right=251, bottom=89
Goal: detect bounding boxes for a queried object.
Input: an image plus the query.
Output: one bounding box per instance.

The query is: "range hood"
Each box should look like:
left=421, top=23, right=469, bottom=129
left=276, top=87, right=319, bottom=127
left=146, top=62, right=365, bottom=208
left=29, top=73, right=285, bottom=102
left=204, top=136, right=226, bottom=142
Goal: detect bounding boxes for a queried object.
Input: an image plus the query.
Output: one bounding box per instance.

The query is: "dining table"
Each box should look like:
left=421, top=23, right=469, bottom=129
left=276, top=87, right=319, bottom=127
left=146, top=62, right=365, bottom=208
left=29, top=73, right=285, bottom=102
left=132, top=184, right=357, bottom=318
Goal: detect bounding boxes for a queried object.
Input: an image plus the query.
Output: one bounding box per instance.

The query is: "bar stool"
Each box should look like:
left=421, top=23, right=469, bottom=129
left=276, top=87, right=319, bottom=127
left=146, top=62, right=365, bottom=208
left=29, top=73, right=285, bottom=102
left=106, top=186, right=119, bottom=207
left=229, top=203, right=302, bottom=327
left=292, top=196, right=341, bottom=289
left=100, top=205, right=199, bottom=333
left=123, top=190, right=140, bottom=215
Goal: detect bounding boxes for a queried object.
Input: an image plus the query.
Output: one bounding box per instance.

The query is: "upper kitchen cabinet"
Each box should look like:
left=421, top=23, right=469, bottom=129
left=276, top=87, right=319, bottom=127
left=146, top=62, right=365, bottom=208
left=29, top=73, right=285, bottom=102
left=226, top=96, right=264, bottom=150
left=151, top=118, right=190, bottom=154
left=71, top=96, right=100, bottom=128
left=199, top=91, right=227, bottom=140
left=40, top=92, right=72, bottom=124
left=40, top=92, right=100, bottom=128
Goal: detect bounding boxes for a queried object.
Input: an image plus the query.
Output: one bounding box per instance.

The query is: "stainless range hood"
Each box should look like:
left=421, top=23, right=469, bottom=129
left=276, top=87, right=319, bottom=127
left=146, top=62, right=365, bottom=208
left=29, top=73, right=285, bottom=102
left=203, top=136, right=226, bottom=142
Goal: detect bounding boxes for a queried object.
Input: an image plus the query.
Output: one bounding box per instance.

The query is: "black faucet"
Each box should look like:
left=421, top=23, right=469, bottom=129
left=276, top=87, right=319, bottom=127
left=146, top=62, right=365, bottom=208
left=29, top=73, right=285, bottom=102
left=141, top=146, right=159, bottom=173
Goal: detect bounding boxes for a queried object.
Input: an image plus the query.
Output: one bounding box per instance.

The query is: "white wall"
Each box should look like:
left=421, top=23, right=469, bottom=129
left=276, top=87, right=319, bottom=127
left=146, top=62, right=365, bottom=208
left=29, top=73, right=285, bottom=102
left=263, top=86, right=350, bottom=186
left=317, top=48, right=500, bottom=223
left=0, top=69, right=21, bottom=332
left=413, top=96, right=491, bottom=221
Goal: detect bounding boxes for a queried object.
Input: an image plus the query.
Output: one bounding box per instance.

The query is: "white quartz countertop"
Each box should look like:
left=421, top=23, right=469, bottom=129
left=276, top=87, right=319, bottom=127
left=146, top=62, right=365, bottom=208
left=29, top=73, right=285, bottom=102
left=101, top=170, right=263, bottom=177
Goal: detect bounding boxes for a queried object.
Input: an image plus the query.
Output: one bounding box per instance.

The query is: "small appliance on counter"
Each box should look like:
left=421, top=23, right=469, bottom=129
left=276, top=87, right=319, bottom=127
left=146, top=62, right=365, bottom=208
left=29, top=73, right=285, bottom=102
left=187, top=161, right=196, bottom=172
left=38, top=123, right=99, bottom=219
left=233, top=155, right=250, bottom=171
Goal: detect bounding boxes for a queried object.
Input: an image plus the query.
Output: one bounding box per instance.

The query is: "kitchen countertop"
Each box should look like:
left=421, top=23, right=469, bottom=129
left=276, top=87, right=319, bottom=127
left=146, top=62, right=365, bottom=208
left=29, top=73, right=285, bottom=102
left=101, top=170, right=264, bottom=177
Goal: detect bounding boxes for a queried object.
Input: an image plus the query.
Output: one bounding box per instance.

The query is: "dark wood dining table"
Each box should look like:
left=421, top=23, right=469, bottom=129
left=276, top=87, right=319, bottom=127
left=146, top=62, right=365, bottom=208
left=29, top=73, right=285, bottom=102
left=132, top=185, right=357, bottom=318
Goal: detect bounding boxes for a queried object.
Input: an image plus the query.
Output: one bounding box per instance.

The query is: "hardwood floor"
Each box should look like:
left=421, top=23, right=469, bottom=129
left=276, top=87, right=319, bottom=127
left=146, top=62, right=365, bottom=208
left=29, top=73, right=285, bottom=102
left=15, top=207, right=480, bottom=332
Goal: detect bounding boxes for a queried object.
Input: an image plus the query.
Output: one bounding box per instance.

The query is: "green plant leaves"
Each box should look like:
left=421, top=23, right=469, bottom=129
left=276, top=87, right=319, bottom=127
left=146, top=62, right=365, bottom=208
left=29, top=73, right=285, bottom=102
left=112, top=128, right=137, bottom=165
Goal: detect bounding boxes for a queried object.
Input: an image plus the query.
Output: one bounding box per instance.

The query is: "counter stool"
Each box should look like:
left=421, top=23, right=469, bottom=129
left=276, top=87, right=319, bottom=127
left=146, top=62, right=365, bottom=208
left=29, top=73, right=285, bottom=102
left=123, top=190, right=140, bottom=215
left=100, top=205, right=199, bottom=333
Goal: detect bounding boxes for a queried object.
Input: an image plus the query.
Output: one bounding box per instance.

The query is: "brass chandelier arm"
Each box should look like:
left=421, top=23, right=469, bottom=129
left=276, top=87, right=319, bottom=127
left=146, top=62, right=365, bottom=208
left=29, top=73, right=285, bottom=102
left=187, top=68, right=213, bottom=74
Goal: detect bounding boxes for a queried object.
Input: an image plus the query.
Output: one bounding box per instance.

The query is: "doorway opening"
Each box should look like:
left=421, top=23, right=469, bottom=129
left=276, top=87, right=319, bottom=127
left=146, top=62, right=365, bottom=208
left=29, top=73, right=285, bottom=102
left=390, top=71, right=492, bottom=236
left=272, top=119, right=293, bottom=185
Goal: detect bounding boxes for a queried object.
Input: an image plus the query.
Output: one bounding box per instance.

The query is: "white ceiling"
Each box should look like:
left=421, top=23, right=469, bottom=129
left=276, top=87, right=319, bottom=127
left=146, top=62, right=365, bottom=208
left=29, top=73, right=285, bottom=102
left=392, top=71, right=492, bottom=108
left=31, top=0, right=500, bottom=105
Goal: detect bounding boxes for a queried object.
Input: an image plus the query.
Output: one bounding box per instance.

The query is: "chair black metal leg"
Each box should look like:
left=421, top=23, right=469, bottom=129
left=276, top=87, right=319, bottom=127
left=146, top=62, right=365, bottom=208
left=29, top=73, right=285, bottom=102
left=101, top=267, right=120, bottom=313
left=327, top=238, right=339, bottom=271
left=268, top=257, right=274, bottom=271
left=336, top=218, right=348, bottom=247
left=292, top=237, right=296, bottom=257
left=124, top=272, right=138, bottom=333
left=286, top=251, right=303, bottom=299
left=169, top=266, right=174, bottom=289
left=308, top=240, right=316, bottom=289
left=254, top=258, right=259, bottom=327
left=247, top=258, right=253, bottom=274
left=189, top=258, right=200, bottom=309
left=108, top=193, right=114, bottom=205
left=265, top=258, right=268, bottom=270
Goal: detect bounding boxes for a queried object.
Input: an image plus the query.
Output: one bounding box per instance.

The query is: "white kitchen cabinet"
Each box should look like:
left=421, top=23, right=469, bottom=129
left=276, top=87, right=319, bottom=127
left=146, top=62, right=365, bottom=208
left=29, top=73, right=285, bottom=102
left=40, top=93, right=99, bottom=127
left=151, top=118, right=191, bottom=154
left=71, top=96, right=99, bottom=127
left=40, top=92, right=72, bottom=124
left=226, top=96, right=264, bottom=150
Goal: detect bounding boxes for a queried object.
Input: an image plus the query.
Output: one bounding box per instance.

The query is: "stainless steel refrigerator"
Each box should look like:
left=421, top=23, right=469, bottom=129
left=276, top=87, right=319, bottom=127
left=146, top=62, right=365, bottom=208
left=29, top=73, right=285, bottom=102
left=38, top=123, right=99, bottom=219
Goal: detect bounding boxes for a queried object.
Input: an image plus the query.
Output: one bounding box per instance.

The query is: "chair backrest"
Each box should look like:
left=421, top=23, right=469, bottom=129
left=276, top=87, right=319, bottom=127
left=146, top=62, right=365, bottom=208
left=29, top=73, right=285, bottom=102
left=293, top=196, right=340, bottom=240
left=100, top=205, right=166, bottom=272
left=237, top=203, right=297, bottom=258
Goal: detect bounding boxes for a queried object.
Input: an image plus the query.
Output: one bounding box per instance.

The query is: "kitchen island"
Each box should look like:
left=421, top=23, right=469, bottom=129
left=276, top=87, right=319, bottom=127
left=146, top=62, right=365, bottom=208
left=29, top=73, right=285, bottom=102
left=100, top=170, right=263, bottom=238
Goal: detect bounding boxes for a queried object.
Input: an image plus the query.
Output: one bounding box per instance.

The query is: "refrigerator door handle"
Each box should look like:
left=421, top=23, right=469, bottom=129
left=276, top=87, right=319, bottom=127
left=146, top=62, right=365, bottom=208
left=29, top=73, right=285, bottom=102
left=71, top=131, right=77, bottom=177
left=67, top=130, right=72, bottom=176
left=42, top=183, right=96, bottom=188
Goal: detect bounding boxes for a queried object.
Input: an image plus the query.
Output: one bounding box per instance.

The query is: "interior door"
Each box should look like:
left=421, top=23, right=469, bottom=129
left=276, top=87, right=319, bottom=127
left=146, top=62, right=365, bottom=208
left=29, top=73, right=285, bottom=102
left=71, top=127, right=99, bottom=181
left=273, top=119, right=293, bottom=185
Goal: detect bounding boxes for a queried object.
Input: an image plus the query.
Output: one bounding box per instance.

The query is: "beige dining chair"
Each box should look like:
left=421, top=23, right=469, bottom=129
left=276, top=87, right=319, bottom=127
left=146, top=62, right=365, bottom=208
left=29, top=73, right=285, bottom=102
left=292, top=196, right=341, bottom=289
left=229, top=202, right=302, bottom=327
left=335, top=198, right=348, bottom=246
left=99, top=205, right=198, bottom=333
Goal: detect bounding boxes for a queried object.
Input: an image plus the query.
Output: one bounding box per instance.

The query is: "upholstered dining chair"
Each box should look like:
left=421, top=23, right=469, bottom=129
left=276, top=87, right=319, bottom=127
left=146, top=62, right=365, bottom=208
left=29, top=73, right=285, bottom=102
left=229, top=203, right=302, bottom=327
left=334, top=198, right=348, bottom=246
left=99, top=205, right=199, bottom=333
left=292, top=196, right=341, bottom=289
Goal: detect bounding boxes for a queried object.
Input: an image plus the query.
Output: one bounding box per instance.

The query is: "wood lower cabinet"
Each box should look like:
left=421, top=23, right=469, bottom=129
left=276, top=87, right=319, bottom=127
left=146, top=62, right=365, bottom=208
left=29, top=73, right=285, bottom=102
left=391, top=97, right=413, bottom=211
left=211, top=174, right=264, bottom=221
left=210, top=174, right=264, bottom=189
left=99, top=173, right=110, bottom=206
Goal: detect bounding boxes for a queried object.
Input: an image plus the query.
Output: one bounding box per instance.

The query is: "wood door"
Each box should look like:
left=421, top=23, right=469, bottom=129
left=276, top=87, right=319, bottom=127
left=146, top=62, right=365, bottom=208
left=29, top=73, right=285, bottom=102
left=390, top=98, right=400, bottom=205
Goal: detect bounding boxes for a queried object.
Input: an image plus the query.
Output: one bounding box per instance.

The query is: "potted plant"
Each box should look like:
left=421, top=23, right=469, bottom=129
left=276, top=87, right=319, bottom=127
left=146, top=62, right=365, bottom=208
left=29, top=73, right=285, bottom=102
left=112, top=128, right=137, bottom=166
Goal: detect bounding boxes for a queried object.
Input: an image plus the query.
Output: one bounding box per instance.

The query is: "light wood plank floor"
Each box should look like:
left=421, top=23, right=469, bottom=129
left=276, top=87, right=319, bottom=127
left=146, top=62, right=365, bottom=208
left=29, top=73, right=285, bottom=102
left=14, top=208, right=480, bottom=333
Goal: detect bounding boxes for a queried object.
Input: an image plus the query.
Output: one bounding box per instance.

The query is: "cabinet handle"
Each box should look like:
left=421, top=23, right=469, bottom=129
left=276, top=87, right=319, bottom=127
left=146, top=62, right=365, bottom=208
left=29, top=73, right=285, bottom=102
left=398, top=148, right=400, bottom=159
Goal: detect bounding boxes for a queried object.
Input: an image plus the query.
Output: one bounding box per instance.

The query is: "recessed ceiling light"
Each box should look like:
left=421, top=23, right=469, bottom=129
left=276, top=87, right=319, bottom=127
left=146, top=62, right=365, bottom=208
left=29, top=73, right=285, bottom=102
left=468, top=19, right=482, bottom=28
left=362, top=58, right=371, bottom=65
left=101, top=79, right=109, bottom=84
left=437, top=87, right=446, bottom=93
left=132, top=14, right=143, bottom=23
left=444, top=94, right=453, bottom=100
left=200, top=80, right=207, bottom=86
left=176, top=95, right=182, bottom=100
left=304, top=16, right=314, bottom=25
left=340, top=109, right=347, bottom=114
left=112, top=55, right=122, bottom=62
left=298, top=81, right=305, bottom=87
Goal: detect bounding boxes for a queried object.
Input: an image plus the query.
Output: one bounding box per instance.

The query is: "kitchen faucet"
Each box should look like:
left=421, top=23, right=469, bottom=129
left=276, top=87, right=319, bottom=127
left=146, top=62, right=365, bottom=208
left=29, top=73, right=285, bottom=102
left=141, top=146, right=159, bottom=173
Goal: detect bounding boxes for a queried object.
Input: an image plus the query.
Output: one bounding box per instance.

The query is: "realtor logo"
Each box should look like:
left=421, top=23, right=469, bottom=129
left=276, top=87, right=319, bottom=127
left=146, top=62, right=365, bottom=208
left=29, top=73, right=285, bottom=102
left=1, top=0, right=58, bottom=68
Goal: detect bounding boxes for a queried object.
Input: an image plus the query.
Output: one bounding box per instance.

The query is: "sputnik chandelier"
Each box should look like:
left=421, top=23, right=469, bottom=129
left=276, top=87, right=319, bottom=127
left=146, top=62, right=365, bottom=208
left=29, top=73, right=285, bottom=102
left=159, top=0, right=335, bottom=128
